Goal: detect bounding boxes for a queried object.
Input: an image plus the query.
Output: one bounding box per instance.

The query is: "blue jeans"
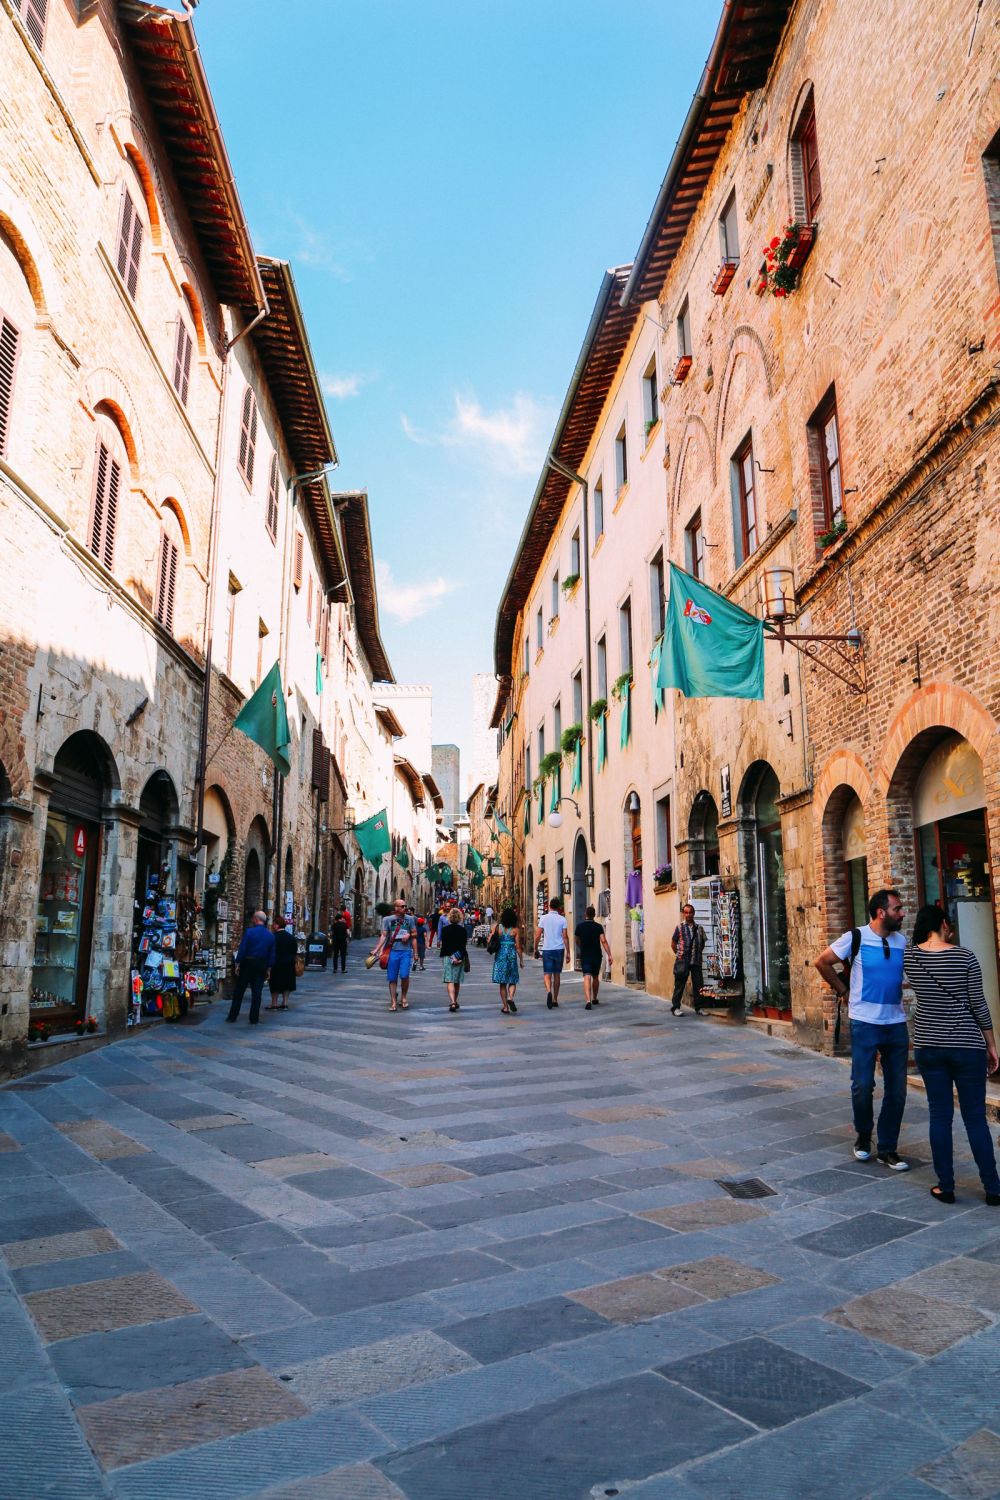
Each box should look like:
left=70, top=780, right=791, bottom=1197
left=915, top=1045, right=1000, bottom=1195
left=850, top=1019, right=909, bottom=1152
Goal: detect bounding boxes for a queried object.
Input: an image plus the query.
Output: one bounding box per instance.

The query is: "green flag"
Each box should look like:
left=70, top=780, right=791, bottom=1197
left=549, top=775, right=559, bottom=814
left=536, top=781, right=545, bottom=825
left=650, top=637, right=664, bottom=720
left=397, top=839, right=410, bottom=871
left=465, top=846, right=484, bottom=876
left=492, top=808, right=511, bottom=837
left=233, top=661, right=291, bottom=775
left=523, top=796, right=530, bottom=836
left=596, top=714, right=607, bottom=772
left=354, top=809, right=391, bottom=865
left=570, top=740, right=582, bottom=793
left=619, top=678, right=631, bottom=750
left=315, top=652, right=324, bottom=696
left=658, top=563, right=765, bottom=700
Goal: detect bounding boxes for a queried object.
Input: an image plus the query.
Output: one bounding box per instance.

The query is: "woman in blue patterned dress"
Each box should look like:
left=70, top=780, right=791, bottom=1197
left=491, top=907, right=523, bottom=1014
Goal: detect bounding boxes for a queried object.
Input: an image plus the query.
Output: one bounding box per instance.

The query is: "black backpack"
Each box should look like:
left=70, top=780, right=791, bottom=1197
left=833, top=928, right=862, bottom=1047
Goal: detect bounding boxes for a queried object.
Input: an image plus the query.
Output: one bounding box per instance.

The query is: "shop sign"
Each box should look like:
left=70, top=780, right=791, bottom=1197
left=73, top=826, right=87, bottom=858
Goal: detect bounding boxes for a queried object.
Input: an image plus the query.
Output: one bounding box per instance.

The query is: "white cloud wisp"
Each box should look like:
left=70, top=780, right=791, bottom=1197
left=375, top=560, right=453, bottom=625
left=401, top=390, right=551, bottom=475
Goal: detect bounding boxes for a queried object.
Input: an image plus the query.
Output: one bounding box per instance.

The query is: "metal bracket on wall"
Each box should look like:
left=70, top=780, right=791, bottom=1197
left=767, top=623, right=867, bottom=697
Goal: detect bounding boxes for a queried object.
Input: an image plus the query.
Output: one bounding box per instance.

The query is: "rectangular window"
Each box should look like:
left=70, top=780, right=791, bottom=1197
left=238, top=386, right=258, bottom=488
left=619, top=597, right=633, bottom=674
left=719, top=189, right=740, bottom=264
left=597, top=635, right=607, bottom=700
left=570, top=528, right=580, bottom=578
left=293, top=531, right=304, bottom=590
left=614, top=423, right=628, bottom=493
left=809, top=389, right=844, bottom=533
left=593, top=477, right=604, bottom=539
left=265, top=454, right=280, bottom=540
left=13, top=0, right=48, bottom=49
left=649, top=548, right=665, bottom=638
left=537, top=725, right=545, bottom=767
left=551, top=571, right=560, bottom=618
left=89, top=439, right=120, bottom=572
left=116, top=188, right=143, bottom=300
left=524, top=634, right=530, bottom=676
left=733, top=433, right=758, bottom=564
left=655, top=792, right=673, bottom=878
left=154, top=532, right=179, bottom=634
left=172, top=319, right=193, bottom=407
left=572, top=670, right=583, bottom=726
left=525, top=745, right=531, bottom=790
left=685, top=510, right=705, bottom=581
left=536, top=606, right=543, bottom=652
left=226, top=574, right=240, bottom=678
left=0, top=313, right=20, bottom=458
left=553, top=698, right=562, bottom=747
left=798, top=100, right=822, bottom=222
left=677, top=297, right=692, bottom=358
left=642, top=357, right=658, bottom=435
left=984, top=131, right=1000, bottom=283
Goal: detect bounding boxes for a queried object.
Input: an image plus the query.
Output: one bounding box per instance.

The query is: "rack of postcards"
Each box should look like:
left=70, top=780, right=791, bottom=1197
left=130, top=868, right=218, bottom=1026
left=687, top=876, right=743, bottom=1006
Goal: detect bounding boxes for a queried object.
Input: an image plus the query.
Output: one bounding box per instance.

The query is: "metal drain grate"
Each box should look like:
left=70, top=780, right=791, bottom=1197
left=715, top=1177, right=777, bottom=1200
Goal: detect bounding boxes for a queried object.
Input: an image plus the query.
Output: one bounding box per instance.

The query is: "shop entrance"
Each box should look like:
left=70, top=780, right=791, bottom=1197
left=742, top=763, right=790, bottom=1008
left=913, top=735, right=999, bottom=1028
left=32, top=733, right=109, bottom=1031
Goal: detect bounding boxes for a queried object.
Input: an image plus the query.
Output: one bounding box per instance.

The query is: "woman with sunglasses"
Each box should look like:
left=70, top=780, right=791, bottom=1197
left=905, top=905, right=1000, bottom=1205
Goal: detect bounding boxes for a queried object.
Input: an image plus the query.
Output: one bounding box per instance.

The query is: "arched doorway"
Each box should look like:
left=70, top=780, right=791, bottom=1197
left=283, top=847, right=294, bottom=923
left=688, top=792, right=720, bottom=877
left=739, top=762, right=790, bottom=1008
left=572, top=833, right=588, bottom=950
left=353, top=864, right=367, bottom=934
left=136, top=771, right=178, bottom=901
left=526, top=864, right=535, bottom=932
left=623, top=792, right=644, bottom=983
left=821, top=785, right=868, bottom=933
left=245, top=815, right=270, bottom=920
left=32, top=732, right=115, bottom=1031
left=907, top=734, right=999, bottom=1028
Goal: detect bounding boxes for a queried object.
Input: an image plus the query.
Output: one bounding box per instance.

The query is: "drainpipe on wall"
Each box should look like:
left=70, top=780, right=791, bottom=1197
left=546, top=454, right=595, bottom=855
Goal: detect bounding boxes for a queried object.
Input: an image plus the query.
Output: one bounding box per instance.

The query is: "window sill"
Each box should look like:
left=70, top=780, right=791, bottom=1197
left=591, top=533, right=605, bottom=558
left=548, top=615, right=560, bottom=637
left=562, top=581, right=580, bottom=602
left=654, top=880, right=676, bottom=894
left=612, top=483, right=630, bottom=514
left=641, top=421, right=661, bottom=456
left=534, top=648, right=545, bottom=666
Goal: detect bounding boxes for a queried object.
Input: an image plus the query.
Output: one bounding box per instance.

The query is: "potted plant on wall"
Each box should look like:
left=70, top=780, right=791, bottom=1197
left=817, top=516, right=847, bottom=549
left=759, top=220, right=816, bottom=297
left=611, top=671, right=633, bottom=702
left=588, top=698, right=608, bottom=722
left=538, top=751, right=564, bottom=783
left=653, top=864, right=673, bottom=891
left=561, top=573, right=580, bottom=596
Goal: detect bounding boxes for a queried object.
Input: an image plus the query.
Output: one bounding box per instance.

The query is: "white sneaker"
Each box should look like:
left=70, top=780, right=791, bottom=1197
left=853, top=1136, right=872, bottom=1161
left=877, top=1151, right=910, bottom=1171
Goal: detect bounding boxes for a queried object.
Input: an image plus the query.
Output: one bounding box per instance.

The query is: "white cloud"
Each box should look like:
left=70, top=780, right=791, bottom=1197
left=375, top=560, right=453, bottom=624
left=401, top=391, right=551, bottom=474
left=285, top=211, right=352, bottom=281
left=322, top=372, right=371, bottom=400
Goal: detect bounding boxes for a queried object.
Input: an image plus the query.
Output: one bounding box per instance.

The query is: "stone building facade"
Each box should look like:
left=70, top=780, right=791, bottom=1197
left=493, top=0, right=1000, bottom=1043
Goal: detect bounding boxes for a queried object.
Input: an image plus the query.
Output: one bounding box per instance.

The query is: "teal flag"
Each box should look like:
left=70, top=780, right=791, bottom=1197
left=354, top=809, right=391, bottom=865
left=536, top=781, right=544, bottom=825
left=233, top=661, right=291, bottom=775
left=397, top=839, right=410, bottom=871
left=658, top=563, right=764, bottom=700
left=570, top=740, right=582, bottom=792
left=523, top=796, right=530, bottom=835
left=620, top=678, right=631, bottom=750
left=492, top=808, right=511, bottom=836
left=596, top=715, right=607, bottom=771
left=650, top=637, right=664, bottom=720
left=465, top=846, right=484, bottom=876
left=315, top=652, right=324, bottom=696
left=549, top=776, right=559, bottom=814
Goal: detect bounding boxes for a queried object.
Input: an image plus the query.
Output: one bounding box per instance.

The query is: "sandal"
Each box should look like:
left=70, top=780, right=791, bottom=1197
left=400, top=1000, right=408, bottom=1009
left=930, top=1185, right=956, bottom=1204
left=508, top=999, right=517, bottom=1013
left=389, top=1003, right=397, bottom=1012
left=450, top=1002, right=459, bottom=1012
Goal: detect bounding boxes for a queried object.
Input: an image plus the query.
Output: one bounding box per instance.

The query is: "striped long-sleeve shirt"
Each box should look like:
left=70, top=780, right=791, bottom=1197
left=903, top=944, right=993, bottom=1049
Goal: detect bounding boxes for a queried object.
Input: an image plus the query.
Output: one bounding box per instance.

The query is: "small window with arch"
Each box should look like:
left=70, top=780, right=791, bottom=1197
left=265, top=453, right=280, bottom=540
left=238, top=385, right=258, bottom=488
left=172, top=317, right=193, bottom=407
left=154, top=512, right=183, bottom=635
left=791, top=92, right=822, bottom=226
left=14, top=0, right=48, bottom=52
left=116, top=186, right=144, bottom=301
left=88, top=416, right=126, bottom=573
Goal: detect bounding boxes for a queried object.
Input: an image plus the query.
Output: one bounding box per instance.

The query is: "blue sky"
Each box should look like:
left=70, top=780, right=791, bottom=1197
left=196, top=2, right=719, bottom=775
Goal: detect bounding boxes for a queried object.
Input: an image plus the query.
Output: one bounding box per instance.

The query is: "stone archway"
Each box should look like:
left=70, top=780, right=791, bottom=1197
left=688, top=791, right=720, bottom=878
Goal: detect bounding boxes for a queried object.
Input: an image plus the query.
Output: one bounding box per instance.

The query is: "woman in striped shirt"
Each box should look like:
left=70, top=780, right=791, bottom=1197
left=904, top=906, right=1000, bottom=1205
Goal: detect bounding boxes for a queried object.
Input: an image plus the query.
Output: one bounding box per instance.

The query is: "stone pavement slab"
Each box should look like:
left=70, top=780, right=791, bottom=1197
left=2, top=958, right=997, bottom=1497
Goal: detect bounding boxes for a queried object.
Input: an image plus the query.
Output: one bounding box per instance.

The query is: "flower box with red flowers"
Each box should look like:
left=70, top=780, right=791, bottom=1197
left=759, top=221, right=816, bottom=297
left=785, top=222, right=816, bottom=271
left=711, top=258, right=739, bottom=296
left=671, top=354, right=692, bottom=384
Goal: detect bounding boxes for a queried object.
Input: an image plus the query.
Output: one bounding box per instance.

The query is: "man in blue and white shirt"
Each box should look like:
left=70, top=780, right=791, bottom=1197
left=815, top=888, right=910, bottom=1171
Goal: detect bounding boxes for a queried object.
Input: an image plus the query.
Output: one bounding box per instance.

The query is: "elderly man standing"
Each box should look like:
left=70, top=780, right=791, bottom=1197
left=372, top=898, right=418, bottom=1012
left=227, top=910, right=276, bottom=1026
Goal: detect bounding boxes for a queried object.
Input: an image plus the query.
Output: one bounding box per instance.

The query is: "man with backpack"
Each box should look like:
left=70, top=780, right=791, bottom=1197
left=815, top=889, right=910, bottom=1171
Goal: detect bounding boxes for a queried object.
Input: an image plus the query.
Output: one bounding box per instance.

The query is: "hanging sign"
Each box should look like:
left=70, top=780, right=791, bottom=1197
left=488, top=859, right=505, bottom=877
left=73, top=826, right=87, bottom=858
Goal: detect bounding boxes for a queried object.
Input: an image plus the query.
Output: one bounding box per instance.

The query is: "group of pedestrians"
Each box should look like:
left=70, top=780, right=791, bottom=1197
left=816, top=888, right=1000, bottom=1206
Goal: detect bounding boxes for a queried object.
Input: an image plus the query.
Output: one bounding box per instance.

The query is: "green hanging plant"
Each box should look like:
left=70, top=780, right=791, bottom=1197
left=561, top=573, right=580, bottom=593
left=560, top=723, right=583, bottom=754
left=588, top=698, right=608, bottom=721
left=611, top=671, right=633, bottom=702
left=538, top=751, right=564, bottom=781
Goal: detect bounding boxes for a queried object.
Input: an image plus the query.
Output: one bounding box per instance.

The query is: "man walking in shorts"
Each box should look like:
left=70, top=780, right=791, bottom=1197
left=536, top=896, right=570, bottom=1008
left=375, top=898, right=418, bottom=1011
left=575, top=906, right=612, bottom=1009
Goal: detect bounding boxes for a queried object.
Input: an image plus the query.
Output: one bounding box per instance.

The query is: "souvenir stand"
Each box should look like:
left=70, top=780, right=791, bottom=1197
left=688, top=875, right=743, bottom=1009
left=129, top=865, right=217, bottom=1026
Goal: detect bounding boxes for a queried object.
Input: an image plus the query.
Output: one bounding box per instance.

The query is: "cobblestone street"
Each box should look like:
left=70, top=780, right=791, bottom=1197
left=3, top=961, right=1000, bottom=1499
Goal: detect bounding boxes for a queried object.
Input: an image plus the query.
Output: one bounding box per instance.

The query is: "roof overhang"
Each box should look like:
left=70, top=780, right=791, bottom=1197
left=422, top=772, right=445, bottom=812
left=119, top=3, right=264, bottom=311
left=374, top=704, right=406, bottom=739
left=335, top=490, right=394, bottom=683
left=622, top=0, right=794, bottom=308
left=394, top=756, right=425, bottom=807
left=491, top=266, right=634, bottom=721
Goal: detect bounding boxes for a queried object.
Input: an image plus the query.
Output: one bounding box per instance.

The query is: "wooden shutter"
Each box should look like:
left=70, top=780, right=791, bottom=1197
left=238, top=386, right=257, bottom=486
left=155, top=532, right=178, bottom=633
left=16, top=0, right=48, bottom=50
left=265, top=453, right=279, bottom=538
left=172, top=320, right=193, bottom=406
left=293, top=531, right=303, bottom=589
left=90, top=439, right=120, bottom=572
left=116, top=190, right=142, bottom=299
left=321, top=604, right=330, bottom=658
left=0, top=315, right=20, bottom=458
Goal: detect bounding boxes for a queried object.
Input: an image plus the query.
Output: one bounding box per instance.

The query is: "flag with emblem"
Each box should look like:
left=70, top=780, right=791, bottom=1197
left=233, top=661, right=291, bottom=775
left=657, top=563, right=765, bottom=700
left=354, top=809, right=391, bottom=865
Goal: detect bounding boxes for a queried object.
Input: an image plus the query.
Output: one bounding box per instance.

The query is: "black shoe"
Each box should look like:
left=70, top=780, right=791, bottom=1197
left=853, top=1136, right=872, bottom=1161
left=986, top=1193, right=1000, bottom=1206
left=547, top=996, right=554, bottom=1009
left=671, top=1007, right=682, bottom=1016
left=592, top=997, right=600, bottom=1005
left=585, top=1002, right=592, bottom=1010
left=877, top=1151, right=910, bottom=1172
left=508, top=999, right=517, bottom=1013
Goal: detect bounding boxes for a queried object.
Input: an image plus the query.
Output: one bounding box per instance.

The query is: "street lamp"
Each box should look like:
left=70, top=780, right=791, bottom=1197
left=547, top=796, right=581, bottom=830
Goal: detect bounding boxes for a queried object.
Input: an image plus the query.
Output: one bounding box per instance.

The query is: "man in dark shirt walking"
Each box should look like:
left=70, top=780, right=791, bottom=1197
left=575, top=907, right=612, bottom=1010
left=227, top=910, right=276, bottom=1025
